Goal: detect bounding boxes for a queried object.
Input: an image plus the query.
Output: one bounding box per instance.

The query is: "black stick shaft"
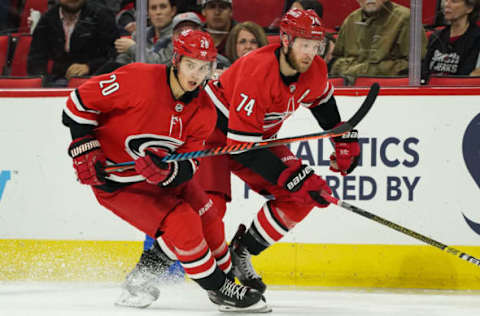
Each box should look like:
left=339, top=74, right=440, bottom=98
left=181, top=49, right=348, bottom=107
left=321, top=192, right=480, bottom=267
left=105, top=83, right=379, bottom=173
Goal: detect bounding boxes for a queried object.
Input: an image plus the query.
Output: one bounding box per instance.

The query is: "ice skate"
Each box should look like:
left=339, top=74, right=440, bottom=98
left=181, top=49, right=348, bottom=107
left=230, top=224, right=267, bottom=294
left=207, top=277, right=271, bottom=313
left=115, top=242, right=178, bottom=308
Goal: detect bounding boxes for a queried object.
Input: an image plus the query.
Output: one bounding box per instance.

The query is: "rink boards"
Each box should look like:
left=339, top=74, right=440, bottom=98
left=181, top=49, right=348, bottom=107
left=0, top=87, right=479, bottom=289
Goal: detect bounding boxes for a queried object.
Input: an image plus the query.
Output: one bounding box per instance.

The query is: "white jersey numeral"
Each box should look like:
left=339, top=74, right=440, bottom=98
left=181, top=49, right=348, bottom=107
left=99, top=74, right=120, bottom=96
left=236, top=93, right=255, bottom=116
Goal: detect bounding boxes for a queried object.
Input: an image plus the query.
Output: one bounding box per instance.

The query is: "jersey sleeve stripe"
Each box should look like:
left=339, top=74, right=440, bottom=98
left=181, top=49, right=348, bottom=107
left=205, top=83, right=229, bottom=118
left=227, top=132, right=263, bottom=143
left=316, top=82, right=335, bottom=106
left=63, top=106, right=98, bottom=126
left=70, top=90, right=100, bottom=114
left=227, top=128, right=263, bottom=143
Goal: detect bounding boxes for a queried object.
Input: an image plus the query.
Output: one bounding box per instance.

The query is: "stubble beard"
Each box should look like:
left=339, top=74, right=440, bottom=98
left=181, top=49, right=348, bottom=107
left=287, top=49, right=310, bottom=73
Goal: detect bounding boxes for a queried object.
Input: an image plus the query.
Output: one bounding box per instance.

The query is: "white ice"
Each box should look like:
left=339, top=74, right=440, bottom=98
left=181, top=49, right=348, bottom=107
left=0, top=281, right=479, bottom=316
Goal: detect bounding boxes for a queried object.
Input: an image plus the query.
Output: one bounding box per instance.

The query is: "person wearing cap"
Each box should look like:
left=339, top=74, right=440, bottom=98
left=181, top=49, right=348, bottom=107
left=153, top=11, right=232, bottom=67
left=152, top=11, right=205, bottom=64
left=201, top=0, right=235, bottom=56
left=115, top=0, right=177, bottom=65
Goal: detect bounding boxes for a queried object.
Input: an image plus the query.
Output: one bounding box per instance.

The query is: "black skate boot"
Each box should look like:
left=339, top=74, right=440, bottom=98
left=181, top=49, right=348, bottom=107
left=207, top=277, right=271, bottom=313
left=115, top=241, right=178, bottom=308
left=229, top=224, right=267, bottom=294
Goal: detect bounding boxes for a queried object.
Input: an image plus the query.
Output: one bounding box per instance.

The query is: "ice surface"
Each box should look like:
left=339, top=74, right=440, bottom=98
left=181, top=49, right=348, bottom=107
left=0, top=281, right=479, bottom=316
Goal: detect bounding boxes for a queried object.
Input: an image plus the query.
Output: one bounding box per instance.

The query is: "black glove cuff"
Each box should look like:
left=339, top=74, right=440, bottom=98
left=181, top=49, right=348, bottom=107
left=284, top=165, right=314, bottom=192
left=346, top=155, right=360, bottom=174
left=333, top=129, right=359, bottom=143
left=68, top=136, right=101, bottom=158
left=160, top=159, right=198, bottom=187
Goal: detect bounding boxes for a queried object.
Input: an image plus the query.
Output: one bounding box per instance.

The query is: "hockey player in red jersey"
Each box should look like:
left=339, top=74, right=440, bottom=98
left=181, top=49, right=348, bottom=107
left=62, top=29, right=270, bottom=313
left=202, top=8, right=361, bottom=293
left=114, top=8, right=361, bottom=303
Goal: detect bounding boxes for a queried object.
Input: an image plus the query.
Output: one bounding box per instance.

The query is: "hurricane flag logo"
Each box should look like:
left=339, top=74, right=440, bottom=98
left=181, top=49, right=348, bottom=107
left=461, top=112, right=480, bottom=235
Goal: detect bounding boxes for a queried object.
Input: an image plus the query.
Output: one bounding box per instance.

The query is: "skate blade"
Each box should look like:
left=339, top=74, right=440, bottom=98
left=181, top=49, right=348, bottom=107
left=114, top=291, right=156, bottom=309
left=218, top=301, right=272, bottom=313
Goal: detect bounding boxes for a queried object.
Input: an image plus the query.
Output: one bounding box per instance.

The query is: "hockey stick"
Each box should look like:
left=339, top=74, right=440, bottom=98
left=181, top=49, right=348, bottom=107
left=105, top=83, right=379, bottom=173
left=315, top=191, right=480, bottom=268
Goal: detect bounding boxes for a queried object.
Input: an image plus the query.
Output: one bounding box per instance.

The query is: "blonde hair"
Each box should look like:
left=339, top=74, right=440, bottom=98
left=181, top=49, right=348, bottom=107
left=225, top=21, right=268, bottom=62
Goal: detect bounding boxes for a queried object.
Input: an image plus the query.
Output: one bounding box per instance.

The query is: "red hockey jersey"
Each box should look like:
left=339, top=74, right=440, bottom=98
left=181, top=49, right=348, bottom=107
left=205, top=43, right=334, bottom=145
left=64, top=63, right=217, bottom=183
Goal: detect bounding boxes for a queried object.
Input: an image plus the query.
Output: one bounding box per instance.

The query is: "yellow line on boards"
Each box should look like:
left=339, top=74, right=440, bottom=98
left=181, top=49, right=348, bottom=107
left=1, top=240, right=479, bottom=289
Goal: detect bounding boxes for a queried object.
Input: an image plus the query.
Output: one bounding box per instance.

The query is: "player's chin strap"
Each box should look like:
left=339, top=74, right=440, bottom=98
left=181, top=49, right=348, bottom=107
left=172, top=66, right=201, bottom=103
left=173, top=66, right=188, bottom=94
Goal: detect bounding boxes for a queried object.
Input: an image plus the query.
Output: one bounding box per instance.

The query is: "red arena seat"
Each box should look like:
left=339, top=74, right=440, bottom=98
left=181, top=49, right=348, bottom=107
left=354, top=76, right=410, bottom=87
left=392, top=0, right=439, bottom=26
left=319, top=0, right=359, bottom=30
left=10, top=34, right=33, bottom=76
left=18, top=0, right=49, bottom=33
left=0, top=76, right=43, bottom=88
left=267, top=34, right=280, bottom=45
left=0, top=35, right=10, bottom=75
left=233, top=0, right=284, bottom=28
left=329, top=76, right=346, bottom=87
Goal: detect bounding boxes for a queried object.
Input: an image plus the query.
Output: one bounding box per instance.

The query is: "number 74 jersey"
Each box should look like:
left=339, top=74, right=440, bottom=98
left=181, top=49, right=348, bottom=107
left=204, top=43, right=334, bottom=145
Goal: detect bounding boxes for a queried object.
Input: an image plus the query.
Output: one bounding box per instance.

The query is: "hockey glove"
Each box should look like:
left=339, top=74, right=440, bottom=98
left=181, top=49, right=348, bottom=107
left=135, top=148, right=198, bottom=187
left=68, top=136, right=107, bottom=186
left=330, top=123, right=360, bottom=176
left=277, top=165, right=332, bottom=208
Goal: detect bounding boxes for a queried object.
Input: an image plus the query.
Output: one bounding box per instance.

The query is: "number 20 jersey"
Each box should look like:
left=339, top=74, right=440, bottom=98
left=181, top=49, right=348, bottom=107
left=63, top=63, right=217, bottom=183
left=204, top=43, right=334, bottom=145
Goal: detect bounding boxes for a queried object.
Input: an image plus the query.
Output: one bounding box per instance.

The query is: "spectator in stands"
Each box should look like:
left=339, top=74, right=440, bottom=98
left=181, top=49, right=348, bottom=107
left=27, top=0, right=119, bottom=87
left=330, top=0, right=427, bottom=83
left=155, top=12, right=231, bottom=70
left=422, top=0, right=480, bottom=82
left=153, top=11, right=204, bottom=65
left=115, top=1, right=137, bottom=36
left=289, top=0, right=335, bottom=63
left=224, top=21, right=268, bottom=62
left=201, top=0, right=235, bottom=56
left=115, top=0, right=177, bottom=65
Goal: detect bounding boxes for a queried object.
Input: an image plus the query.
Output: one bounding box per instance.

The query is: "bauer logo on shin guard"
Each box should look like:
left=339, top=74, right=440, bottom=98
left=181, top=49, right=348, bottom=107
left=286, top=166, right=313, bottom=191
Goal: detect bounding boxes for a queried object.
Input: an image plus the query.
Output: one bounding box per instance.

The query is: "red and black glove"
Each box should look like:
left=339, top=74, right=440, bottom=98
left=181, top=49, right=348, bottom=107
left=68, top=136, right=107, bottom=186
left=277, top=165, right=332, bottom=208
left=330, top=124, right=360, bottom=176
left=135, top=148, right=198, bottom=187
